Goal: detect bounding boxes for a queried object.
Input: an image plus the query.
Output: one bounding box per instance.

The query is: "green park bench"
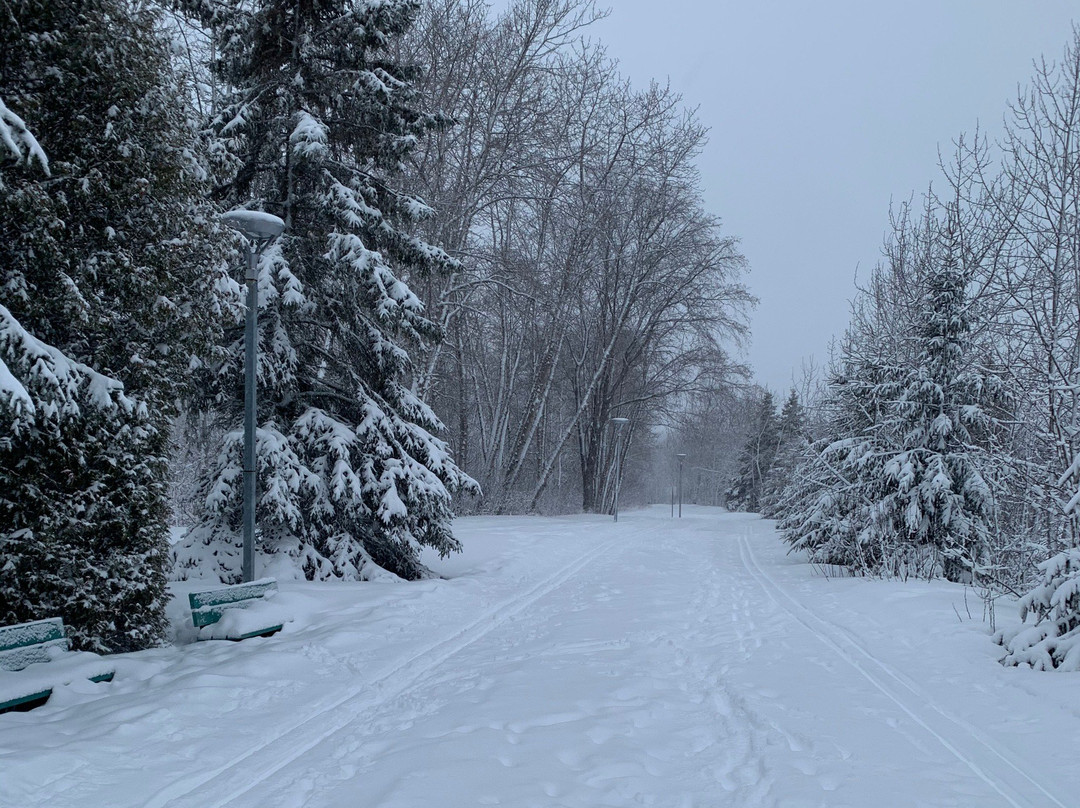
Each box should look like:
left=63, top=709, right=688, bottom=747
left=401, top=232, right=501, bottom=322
left=189, top=578, right=284, bottom=641
left=0, top=618, right=115, bottom=713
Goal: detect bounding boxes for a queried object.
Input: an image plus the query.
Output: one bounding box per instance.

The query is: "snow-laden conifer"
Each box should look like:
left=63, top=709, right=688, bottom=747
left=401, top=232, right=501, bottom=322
left=760, top=389, right=806, bottom=517
left=781, top=213, right=1003, bottom=579
left=1000, top=437, right=1080, bottom=670
left=998, top=548, right=1080, bottom=670
left=779, top=348, right=901, bottom=570
left=725, top=390, right=779, bottom=513
left=0, top=0, right=233, bottom=651
left=173, top=0, right=476, bottom=581
left=861, top=218, right=1000, bottom=580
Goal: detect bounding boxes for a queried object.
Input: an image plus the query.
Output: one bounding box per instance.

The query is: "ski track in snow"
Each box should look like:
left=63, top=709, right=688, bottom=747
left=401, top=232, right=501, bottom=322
left=145, top=534, right=627, bottom=808
left=200, top=522, right=781, bottom=807
left=734, top=526, right=1068, bottom=808
left=5, top=508, right=1078, bottom=807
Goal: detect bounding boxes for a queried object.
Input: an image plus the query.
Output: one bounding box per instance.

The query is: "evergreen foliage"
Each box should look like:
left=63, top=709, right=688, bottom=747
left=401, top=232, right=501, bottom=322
left=759, top=389, right=805, bottom=517
left=998, top=548, right=1080, bottom=670
left=779, top=214, right=1003, bottom=580
left=725, top=390, right=779, bottom=513
left=0, top=0, right=231, bottom=650
left=777, top=348, right=902, bottom=569
left=173, top=0, right=476, bottom=582
left=868, top=221, right=999, bottom=581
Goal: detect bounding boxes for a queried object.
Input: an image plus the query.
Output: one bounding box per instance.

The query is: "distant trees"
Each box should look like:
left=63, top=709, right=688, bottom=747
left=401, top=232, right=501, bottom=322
left=723, top=388, right=806, bottom=516
left=399, top=0, right=750, bottom=514
left=725, top=390, right=779, bottom=513
left=760, top=389, right=806, bottom=517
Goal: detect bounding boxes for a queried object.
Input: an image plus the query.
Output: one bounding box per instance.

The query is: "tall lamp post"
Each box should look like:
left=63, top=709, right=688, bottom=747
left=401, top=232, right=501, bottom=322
left=676, top=453, right=687, bottom=518
left=611, top=417, right=630, bottom=522
left=221, top=210, right=285, bottom=583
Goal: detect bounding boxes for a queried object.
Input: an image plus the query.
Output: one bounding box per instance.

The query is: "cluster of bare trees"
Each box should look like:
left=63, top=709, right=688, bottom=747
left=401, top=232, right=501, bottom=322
left=396, top=0, right=752, bottom=513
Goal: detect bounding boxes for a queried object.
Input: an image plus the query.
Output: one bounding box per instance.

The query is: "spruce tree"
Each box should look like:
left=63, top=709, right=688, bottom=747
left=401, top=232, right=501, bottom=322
left=998, top=548, right=1080, bottom=670
left=0, top=0, right=231, bottom=650
left=725, top=390, right=779, bottom=513
left=779, top=348, right=900, bottom=570
left=174, top=0, right=476, bottom=581
left=863, top=218, right=998, bottom=581
left=781, top=216, right=1002, bottom=579
left=760, top=388, right=805, bottom=517
left=1003, top=394, right=1080, bottom=668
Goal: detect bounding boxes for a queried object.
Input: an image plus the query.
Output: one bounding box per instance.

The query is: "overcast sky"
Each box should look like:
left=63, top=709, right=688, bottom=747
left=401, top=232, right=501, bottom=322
left=589, top=1, right=1077, bottom=393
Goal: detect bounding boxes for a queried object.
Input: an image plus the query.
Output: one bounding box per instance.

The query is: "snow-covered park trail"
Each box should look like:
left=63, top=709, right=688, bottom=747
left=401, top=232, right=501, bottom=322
left=733, top=528, right=1067, bottom=808
left=3, top=507, right=1079, bottom=807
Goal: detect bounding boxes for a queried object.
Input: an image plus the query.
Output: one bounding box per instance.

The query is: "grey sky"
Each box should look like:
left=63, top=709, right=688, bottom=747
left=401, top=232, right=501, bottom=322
left=591, top=1, right=1077, bottom=393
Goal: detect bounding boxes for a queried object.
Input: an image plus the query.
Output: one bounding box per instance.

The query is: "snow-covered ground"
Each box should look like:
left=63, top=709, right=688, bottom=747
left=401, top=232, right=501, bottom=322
left=2, top=507, right=1077, bottom=807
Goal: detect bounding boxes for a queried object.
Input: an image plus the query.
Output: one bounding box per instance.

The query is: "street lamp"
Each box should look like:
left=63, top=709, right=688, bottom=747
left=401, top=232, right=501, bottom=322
left=611, top=417, right=630, bottom=522
left=676, top=453, right=687, bottom=518
left=221, top=209, right=285, bottom=583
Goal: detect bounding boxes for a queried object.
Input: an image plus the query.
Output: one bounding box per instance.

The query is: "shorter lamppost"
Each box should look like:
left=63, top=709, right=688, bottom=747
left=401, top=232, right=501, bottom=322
left=676, top=453, right=687, bottom=518
left=221, top=209, right=286, bottom=583
left=611, top=417, right=630, bottom=522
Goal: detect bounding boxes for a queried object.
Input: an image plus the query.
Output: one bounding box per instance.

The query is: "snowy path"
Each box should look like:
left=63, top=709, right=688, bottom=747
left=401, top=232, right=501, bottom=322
left=2, top=507, right=1078, bottom=807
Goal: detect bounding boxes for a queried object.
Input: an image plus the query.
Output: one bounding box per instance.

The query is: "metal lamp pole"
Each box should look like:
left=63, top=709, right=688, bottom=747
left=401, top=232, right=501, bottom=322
left=611, top=417, right=630, bottom=522
left=221, top=210, right=285, bottom=582
left=676, top=453, right=686, bottom=518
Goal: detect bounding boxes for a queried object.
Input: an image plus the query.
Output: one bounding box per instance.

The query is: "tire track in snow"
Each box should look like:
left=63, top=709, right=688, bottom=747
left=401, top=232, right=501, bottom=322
left=736, top=528, right=1068, bottom=808
left=144, top=534, right=626, bottom=808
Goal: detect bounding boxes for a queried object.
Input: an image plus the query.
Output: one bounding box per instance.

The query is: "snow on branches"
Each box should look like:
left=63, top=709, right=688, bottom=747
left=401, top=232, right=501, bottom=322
left=998, top=549, right=1080, bottom=671
left=172, top=0, right=475, bottom=582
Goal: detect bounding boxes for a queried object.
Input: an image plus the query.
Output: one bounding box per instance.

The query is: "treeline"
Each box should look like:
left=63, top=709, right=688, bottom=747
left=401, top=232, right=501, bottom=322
left=168, top=0, right=754, bottom=518
left=1, top=0, right=749, bottom=651
left=394, top=0, right=752, bottom=514
left=771, top=30, right=1080, bottom=670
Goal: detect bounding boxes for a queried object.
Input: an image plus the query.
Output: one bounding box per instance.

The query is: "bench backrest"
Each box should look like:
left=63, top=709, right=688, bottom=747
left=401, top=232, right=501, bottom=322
left=188, top=578, right=278, bottom=628
left=0, top=618, right=71, bottom=671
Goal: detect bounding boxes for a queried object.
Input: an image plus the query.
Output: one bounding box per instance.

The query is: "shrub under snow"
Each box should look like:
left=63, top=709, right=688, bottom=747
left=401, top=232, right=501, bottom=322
left=997, top=549, right=1080, bottom=671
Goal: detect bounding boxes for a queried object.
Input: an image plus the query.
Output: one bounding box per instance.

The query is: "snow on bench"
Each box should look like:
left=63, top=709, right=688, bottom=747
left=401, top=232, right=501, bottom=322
left=188, top=578, right=286, bottom=641
left=0, top=618, right=115, bottom=713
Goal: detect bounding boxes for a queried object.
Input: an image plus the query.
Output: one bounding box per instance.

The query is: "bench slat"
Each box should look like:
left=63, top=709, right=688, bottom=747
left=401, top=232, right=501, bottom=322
left=188, top=578, right=278, bottom=612
left=0, top=688, right=53, bottom=713
left=0, top=618, right=65, bottom=653
left=0, top=639, right=69, bottom=672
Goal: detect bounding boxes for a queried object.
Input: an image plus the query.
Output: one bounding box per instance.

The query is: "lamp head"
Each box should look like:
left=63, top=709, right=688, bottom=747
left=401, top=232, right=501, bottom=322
left=221, top=210, right=286, bottom=242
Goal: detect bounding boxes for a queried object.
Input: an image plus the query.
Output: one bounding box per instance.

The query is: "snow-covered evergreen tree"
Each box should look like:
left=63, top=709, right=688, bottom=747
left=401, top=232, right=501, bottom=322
left=0, top=0, right=232, bottom=651
left=725, top=390, right=779, bottom=513
left=760, top=388, right=805, bottom=517
left=781, top=214, right=1002, bottom=580
left=173, top=0, right=476, bottom=581
left=1000, top=412, right=1080, bottom=670
left=779, top=346, right=901, bottom=570
left=860, top=219, right=999, bottom=581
